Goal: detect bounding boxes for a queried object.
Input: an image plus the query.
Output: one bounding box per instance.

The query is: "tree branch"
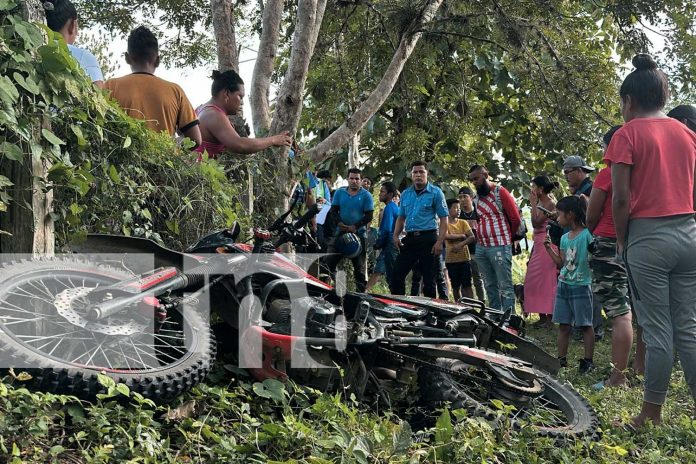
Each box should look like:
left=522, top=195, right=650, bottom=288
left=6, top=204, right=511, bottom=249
left=268, top=0, right=327, bottom=138
left=306, top=0, right=444, bottom=163
left=250, top=0, right=283, bottom=135
left=425, top=30, right=510, bottom=52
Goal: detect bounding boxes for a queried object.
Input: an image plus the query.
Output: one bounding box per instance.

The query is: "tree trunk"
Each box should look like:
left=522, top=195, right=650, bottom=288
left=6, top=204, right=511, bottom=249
left=250, top=0, right=284, bottom=136
left=347, top=133, right=360, bottom=169
left=0, top=0, right=53, bottom=256
left=306, top=0, right=444, bottom=163
left=210, top=0, right=238, bottom=72
left=257, top=0, right=327, bottom=218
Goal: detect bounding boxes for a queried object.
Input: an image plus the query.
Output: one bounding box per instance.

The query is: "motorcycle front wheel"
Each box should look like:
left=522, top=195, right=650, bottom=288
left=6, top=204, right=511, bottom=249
left=0, top=258, right=214, bottom=401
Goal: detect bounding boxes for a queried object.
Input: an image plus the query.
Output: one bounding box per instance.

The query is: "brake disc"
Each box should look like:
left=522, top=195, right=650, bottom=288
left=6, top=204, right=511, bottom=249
left=54, top=288, right=147, bottom=336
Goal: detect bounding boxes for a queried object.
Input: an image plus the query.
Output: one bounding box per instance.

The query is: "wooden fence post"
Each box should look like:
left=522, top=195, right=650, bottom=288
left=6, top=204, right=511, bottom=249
left=0, top=0, right=54, bottom=256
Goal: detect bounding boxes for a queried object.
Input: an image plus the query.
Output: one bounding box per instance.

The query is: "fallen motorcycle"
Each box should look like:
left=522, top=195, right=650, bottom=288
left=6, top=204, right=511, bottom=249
left=0, top=200, right=597, bottom=439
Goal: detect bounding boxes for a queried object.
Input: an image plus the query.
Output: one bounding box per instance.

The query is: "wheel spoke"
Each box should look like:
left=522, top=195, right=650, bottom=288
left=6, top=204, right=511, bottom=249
left=0, top=270, right=192, bottom=373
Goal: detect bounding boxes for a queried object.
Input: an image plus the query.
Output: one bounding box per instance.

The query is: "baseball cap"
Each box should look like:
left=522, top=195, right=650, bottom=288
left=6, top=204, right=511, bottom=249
left=563, top=155, right=594, bottom=172
left=458, top=186, right=474, bottom=196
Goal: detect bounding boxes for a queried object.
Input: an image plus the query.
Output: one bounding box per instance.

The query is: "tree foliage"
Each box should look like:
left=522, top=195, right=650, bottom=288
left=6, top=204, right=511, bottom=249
left=301, top=0, right=696, bottom=197
left=65, top=1, right=696, bottom=201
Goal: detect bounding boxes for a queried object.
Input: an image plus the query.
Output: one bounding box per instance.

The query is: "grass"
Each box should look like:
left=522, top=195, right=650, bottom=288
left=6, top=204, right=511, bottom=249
left=0, top=313, right=694, bottom=463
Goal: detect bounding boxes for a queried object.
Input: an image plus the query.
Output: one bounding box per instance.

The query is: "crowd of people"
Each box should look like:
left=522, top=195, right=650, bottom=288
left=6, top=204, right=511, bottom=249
left=46, top=0, right=695, bottom=430
left=309, top=58, right=696, bottom=431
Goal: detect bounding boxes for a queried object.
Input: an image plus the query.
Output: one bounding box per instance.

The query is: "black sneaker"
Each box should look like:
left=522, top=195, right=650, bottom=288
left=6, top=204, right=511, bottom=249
left=558, top=356, right=568, bottom=368
left=579, top=358, right=594, bottom=374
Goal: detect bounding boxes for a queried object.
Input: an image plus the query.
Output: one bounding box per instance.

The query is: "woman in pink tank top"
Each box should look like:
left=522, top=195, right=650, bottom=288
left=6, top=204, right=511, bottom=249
left=195, top=70, right=292, bottom=160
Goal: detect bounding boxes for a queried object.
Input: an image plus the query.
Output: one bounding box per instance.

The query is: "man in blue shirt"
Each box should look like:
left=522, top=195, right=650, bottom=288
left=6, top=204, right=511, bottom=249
left=366, top=181, right=399, bottom=291
left=390, top=161, right=449, bottom=298
left=324, top=168, right=375, bottom=292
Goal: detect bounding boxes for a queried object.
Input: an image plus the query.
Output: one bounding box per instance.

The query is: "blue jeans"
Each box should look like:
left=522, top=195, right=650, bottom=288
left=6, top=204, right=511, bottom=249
left=475, top=245, right=514, bottom=312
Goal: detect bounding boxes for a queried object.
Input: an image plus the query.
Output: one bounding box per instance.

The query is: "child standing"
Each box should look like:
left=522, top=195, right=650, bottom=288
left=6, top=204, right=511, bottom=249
left=544, top=196, right=595, bottom=373
left=445, top=199, right=476, bottom=301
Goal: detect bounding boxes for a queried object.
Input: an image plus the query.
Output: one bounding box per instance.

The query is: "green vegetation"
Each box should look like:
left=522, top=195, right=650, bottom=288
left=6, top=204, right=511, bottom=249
left=1, top=323, right=693, bottom=463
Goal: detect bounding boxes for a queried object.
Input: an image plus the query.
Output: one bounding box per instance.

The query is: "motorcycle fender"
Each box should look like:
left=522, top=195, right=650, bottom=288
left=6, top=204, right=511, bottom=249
left=71, top=234, right=205, bottom=274
left=486, top=322, right=561, bottom=374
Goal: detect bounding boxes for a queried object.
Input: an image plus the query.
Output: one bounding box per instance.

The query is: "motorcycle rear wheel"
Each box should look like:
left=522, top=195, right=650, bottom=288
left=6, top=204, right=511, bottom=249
left=0, top=258, right=214, bottom=401
left=419, top=358, right=598, bottom=440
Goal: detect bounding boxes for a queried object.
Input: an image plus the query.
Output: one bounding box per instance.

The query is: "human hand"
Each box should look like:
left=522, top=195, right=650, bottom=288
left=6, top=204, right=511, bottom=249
left=393, top=236, right=401, bottom=249
left=529, top=190, right=538, bottom=206
left=271, top=131, right=293, bottom=147
left=544, top=236, right=552, bottom=248
left=431, top=240, right=443, bottom=256
left=346, top=225, right=357, bottom=234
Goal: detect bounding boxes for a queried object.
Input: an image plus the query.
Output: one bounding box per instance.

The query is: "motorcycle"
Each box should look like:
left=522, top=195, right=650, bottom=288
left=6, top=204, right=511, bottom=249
left=0, top=197, right=597, bottom=439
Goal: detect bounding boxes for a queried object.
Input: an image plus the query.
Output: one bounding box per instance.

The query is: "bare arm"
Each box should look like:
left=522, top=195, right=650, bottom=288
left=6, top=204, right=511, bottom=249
left=454, top=230, right=476, bottom=250
left=182, top=124, right=202, bottom=146
left=432, top=216, right=448, bottom=255
left=205, top=112, right=290, bottom=154
left=393, top=216, right=405, bottom=249
left=544, top=237, right=563, bottom=268
left=611, top=163, right=632, bottom=252
left=586, top=188, right=607, bottom=233
left=445, top=232, right=469, bottom=240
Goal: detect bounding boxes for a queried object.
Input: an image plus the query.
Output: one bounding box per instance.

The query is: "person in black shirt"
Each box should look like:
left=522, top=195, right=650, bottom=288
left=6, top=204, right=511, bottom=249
left=458, top=187, right=486, bottom=301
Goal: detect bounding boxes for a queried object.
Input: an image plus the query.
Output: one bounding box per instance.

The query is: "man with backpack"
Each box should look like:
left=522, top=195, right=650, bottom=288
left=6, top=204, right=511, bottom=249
left=467, top=165, right=522, bottom=315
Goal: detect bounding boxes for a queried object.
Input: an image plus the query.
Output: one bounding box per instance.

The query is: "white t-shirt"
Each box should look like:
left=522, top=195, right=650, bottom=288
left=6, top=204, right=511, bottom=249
left=68, top=44, right=104, bottom=83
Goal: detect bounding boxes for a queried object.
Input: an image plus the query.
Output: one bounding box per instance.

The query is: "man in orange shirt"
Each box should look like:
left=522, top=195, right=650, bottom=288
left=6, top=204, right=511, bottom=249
left=105, top=26, right=202, bottom=146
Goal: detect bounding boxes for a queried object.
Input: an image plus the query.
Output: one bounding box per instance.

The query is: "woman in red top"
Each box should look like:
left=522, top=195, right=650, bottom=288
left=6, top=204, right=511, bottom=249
left=195, top=70, right=291, bottom=159
left=606, top=54, right=696, bottom=429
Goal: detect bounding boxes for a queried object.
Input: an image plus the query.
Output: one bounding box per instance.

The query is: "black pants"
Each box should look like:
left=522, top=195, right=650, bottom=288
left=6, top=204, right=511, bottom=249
left=410, top=265, right=448, bottom=299
left=390, top=232, right=440, bottom=298
left=325, top=236, right=367, bottom=292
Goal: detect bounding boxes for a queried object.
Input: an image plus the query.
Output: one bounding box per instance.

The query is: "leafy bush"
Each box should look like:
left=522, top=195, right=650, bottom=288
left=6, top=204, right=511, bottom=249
left=0, top=1, right=247, bottom=250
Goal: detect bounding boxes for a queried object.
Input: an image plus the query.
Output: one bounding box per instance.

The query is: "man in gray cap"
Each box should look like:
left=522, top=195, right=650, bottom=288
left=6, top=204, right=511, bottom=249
left=562, top=155, right=604, bottom=341
left=563, top=155, right=595, bottom=197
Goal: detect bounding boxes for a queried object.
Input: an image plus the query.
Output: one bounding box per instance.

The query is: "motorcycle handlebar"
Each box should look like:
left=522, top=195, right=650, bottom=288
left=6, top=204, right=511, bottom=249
left=294, top=203, right=320, bottom=230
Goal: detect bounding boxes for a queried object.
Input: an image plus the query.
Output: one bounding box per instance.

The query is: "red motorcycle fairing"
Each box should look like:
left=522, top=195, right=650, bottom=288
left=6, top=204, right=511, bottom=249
left=124, top=267, right=179, bottom=291
left=231, top=243, right=332, bottom=291
left=239, top=326, right=294, bottom=381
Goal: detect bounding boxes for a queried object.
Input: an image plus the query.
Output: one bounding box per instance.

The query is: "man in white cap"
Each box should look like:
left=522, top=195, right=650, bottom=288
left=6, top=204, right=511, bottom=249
left=563, top=155, right=595, bottom=197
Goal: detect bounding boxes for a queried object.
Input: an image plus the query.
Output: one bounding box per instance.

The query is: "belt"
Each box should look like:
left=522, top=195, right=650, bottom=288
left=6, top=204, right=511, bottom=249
left=405, top=229, right=437, bottom=237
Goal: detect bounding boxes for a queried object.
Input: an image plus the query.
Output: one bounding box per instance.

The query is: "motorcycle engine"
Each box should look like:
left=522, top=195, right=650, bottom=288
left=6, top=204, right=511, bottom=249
left=266, top=297, right=339, bottom=338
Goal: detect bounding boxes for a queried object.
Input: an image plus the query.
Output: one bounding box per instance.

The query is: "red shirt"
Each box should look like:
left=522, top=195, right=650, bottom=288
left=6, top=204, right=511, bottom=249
left=476, top=185, right=521, bottom=247
left=604, top=118, right=696, bottom=219
left=592, top=167, right=616, bottom=238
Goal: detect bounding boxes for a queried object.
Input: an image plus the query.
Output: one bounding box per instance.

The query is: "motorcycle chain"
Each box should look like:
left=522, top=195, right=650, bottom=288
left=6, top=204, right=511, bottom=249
left=376, top=346, right=543, bottom=397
